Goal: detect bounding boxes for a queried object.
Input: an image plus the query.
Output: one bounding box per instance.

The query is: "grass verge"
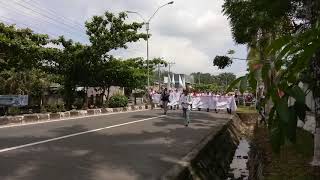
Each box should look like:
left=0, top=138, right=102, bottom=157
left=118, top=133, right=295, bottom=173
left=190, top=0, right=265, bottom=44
left=236, top=105, right=257, bottom=114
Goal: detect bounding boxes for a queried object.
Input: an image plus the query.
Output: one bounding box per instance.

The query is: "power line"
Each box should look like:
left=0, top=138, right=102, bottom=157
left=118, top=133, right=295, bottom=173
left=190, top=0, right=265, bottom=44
left=0, top=1, right=86, bottom=40
left=0, top=16, right=60, bottom=38
left=231, top=57, right=272, bottom=63
left=11, top=0, right=83, bottom=32
left=21, top=0, right=84, bottom=29
left=0, top=1, right=86, bottom=38
left=0, top=1, right=73, bottom=36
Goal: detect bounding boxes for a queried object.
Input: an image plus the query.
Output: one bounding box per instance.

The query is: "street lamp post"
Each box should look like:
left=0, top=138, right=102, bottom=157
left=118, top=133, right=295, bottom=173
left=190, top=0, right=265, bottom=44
left=126, top=1, right=174, bottom=88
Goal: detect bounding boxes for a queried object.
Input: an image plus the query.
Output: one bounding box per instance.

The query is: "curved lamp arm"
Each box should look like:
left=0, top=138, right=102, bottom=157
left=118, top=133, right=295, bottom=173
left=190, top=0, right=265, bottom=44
left=148, top=1, right=174, bottom=23
left=125, top=11, right=146, bottom=22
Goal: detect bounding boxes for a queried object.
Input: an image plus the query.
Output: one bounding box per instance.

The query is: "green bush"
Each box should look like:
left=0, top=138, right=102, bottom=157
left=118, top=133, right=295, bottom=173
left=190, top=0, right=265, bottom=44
left=108, top=95, right=128, bottom=108
left=8, top=107, right=21, bottom=116
left=40, top=106, right=47, bottom=113
left=56, top=103, right=66, bottom=112
left=46, top=104, right=66, bottom=113
left=73, top=98, right=84, bottom=109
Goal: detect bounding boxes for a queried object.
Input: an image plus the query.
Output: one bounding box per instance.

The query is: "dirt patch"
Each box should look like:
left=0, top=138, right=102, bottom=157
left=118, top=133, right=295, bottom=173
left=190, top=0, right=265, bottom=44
left=237, top=113, right=258, bottom=125
left=251, top=126, right=320, bottom=180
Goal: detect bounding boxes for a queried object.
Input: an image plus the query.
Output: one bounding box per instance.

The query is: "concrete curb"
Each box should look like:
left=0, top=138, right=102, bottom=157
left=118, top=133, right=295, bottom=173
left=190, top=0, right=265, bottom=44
left=0, top=104, right=152, bottom=127
left=160, top=115, right=235, bottom=180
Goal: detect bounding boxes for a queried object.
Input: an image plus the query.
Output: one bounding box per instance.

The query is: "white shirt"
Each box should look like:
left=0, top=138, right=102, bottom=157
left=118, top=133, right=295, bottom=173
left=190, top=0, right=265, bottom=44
left=181, top=94, right=192, bottom=109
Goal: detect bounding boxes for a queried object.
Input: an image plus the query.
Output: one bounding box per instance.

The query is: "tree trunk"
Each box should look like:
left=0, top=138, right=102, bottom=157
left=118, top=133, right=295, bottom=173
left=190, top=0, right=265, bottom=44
left=103, top=86, right=111, bottom=107
left=105, top=86, right=111, bottom=102
left=312, top=104, right=320, bottom=166
left=258, top=41, right=272, bottom=115
left=311, top=53, right=320, bottom=166
left=64, top=82, right=74, bottom=110
left=83, top=86, right=88, bottom=109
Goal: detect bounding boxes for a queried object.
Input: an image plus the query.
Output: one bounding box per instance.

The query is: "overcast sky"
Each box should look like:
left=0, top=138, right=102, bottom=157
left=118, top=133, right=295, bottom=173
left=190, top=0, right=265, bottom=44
left=0, top=0, right=248, bottom=76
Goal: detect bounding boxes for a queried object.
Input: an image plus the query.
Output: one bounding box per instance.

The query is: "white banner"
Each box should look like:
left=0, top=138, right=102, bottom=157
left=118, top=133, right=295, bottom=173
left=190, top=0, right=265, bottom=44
left=0, top=95, right=28, bottom=107
left=152, top=94, right=237, bottom=111
left=168, top=92, right=181, bottom=106
left=164, top=77, right=169, bottom=83
left=152, top=94, right=162, bottom=104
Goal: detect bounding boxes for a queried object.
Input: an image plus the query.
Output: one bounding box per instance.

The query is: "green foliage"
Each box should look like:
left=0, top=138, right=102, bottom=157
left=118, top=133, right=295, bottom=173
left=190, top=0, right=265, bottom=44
left=193, top=84, right=223, bottom=92
left=0, top=23, right=50, bottom=72
left=8, top=107, right=21, bottom=116
left=216, top=73, right=237, bottom=86
left=226, top=76, right=242, bottom=92
left=108, top=95, right=128, bottom=108
left=223, top=0, right=320, bottom=153
left=85, top=11, right=147, bottom=59
left=92, top=57, right=148, bottom=99
left=0, top=10, right=150, bottom=110
left=45, top=104, right=65, bottom=113
left=222, top=0, right=293, bottom=45
left=0, top=68, right=52, bottom=96
left=239, top=75, right=248, bottom=93
left=227, top=49, right=235, bottom=55
left=191, top=72, right=236, bottom=87
left=226, top=75, right=252, bottom=94
left=48, top=11, right=148, bottom=109
left=72, top=98, right=84, bottom=109
left=213, top=56, right=233, bottom=69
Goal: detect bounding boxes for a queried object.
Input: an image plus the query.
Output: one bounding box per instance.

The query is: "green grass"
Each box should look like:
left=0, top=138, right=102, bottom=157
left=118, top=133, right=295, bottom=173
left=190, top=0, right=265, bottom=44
left=255, top=127, right=319, bottom=180
left=236, top=105, right=257, bottom=113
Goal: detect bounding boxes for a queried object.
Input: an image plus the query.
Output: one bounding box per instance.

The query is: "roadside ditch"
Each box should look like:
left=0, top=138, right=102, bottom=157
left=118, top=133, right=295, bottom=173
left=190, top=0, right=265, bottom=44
left=162, top=112, right=259, bottom=180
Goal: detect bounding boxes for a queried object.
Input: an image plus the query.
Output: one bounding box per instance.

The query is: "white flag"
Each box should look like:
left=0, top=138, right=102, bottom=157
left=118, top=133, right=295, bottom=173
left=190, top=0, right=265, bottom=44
left=172, top=74, right=175, bottom=84
left=182, top=76, right=186, bottom=88
left=179, top=75, right=183, bottom=87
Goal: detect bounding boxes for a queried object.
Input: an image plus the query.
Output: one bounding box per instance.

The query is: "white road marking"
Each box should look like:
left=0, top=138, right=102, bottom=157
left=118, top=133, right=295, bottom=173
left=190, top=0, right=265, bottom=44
left=0, top=109, right=151, bottom=129
left=0, top=115, right=165, bottom=153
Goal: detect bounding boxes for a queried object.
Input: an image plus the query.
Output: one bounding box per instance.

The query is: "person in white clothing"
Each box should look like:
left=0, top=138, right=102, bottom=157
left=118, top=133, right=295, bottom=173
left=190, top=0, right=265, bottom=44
left=181, top=89, right=192, bottom=127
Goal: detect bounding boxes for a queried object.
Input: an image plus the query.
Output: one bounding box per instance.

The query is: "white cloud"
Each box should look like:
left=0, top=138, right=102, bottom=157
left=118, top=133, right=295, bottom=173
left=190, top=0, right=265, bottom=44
left=0, top=0, right=248, bottom=76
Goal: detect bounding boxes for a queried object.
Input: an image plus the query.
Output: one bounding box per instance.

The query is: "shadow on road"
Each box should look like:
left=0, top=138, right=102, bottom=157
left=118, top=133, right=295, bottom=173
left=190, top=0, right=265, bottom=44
left=0, top=111, right=231, bottom=180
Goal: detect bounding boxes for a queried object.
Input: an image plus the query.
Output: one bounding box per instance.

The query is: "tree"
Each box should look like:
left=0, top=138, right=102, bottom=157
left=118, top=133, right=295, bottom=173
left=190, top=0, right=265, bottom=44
left=0, top=68, right=51, bottom=97
left=191, top=72, right=213, bottom=84
left=190, top=72, right=236, bottom=88
left=84, top=11, right=148, bottom=103
left=85, top=11, right=148, bottom=60
left=222, top=0, right=320, bottom=164
left=213, top=56, right=233, bottom=69
left=49, top=36, right=92, bottom=109
left=94, top=58, right=146, bottom=100
left=0, top=23, right=57, bottom=107
left=0, top=23, right=50, bottom=72
left=193, top=84, right=223, bottom=93
left=216, top=73, right=236, bottom=87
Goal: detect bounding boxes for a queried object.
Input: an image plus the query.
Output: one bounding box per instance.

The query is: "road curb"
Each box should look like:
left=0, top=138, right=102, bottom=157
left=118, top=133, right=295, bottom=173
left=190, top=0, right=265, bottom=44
left=0, top=104, right=153, bottom=128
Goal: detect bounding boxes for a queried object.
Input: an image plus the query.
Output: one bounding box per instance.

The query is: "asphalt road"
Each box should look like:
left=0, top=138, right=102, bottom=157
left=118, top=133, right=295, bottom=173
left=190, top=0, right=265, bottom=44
left=0, top=109, right=231, bottom=180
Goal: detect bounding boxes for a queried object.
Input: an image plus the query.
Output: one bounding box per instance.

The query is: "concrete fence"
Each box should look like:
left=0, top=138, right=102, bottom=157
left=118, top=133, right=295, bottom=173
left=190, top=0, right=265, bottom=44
left=0, top=104, right=152, bottom=126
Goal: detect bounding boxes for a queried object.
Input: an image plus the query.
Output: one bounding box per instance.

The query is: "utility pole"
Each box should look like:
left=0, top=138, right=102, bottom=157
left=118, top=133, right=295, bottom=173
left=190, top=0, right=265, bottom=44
left=126, top=1, right=174, bottom=88
left=146, top=23, right=150, bottom=87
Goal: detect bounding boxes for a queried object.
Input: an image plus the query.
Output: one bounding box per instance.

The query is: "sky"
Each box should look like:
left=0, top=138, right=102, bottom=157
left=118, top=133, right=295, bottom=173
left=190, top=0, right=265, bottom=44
left=0, top=0, right=248, bottom=77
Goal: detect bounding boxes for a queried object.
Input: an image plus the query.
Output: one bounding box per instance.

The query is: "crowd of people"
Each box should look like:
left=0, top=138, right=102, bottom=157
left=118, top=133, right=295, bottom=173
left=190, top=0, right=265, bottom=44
left=148, top=88, right=236, bottom=127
